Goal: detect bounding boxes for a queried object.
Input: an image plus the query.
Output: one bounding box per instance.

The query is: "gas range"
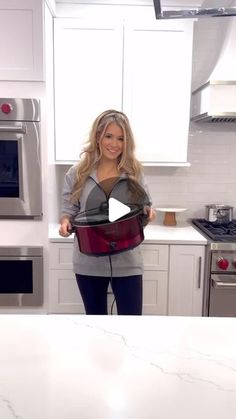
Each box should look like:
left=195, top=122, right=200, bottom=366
left=192, top=218, right=236, bottom=251
left=192, top=218, right=236, bottom=317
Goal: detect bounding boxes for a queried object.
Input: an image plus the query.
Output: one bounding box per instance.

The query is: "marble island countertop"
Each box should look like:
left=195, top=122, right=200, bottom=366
left=1, top=314, right=236, bottom=419
left=49, top=222, right=208, bottom=245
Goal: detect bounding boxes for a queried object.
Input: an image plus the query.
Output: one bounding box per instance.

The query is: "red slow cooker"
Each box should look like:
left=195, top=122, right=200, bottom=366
left=72, top=205, right=146, bottom=256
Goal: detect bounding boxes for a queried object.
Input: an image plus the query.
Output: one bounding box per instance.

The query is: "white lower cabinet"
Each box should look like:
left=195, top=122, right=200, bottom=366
left=49, top=243, right=83, bottom=313
left=49, top=242, right=205, bottom=316
left=141, top=244, right=168, bottom=315
left=49, top=269, right=85, bottom=314
left=168, top=245, right=205, bottom=316
left=49, top=242, right=169, bottom=315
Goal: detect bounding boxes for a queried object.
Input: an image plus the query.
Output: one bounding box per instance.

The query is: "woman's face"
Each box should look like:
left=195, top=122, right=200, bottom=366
left=99, top=122, right=124, bottom=162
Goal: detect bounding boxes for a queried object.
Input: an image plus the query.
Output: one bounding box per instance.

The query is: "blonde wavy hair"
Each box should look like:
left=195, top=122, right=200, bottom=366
left=71, top=109, right=143, bottom=201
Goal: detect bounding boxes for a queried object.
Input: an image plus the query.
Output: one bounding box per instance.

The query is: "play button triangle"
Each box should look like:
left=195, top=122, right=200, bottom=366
left=108, top=197, right=131, bottom=222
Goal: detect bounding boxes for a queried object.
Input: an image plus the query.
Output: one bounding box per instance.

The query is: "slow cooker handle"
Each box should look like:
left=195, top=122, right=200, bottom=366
left=140, top=211, right=149, bottom=227
left=67, top=225, right=76, bottom=234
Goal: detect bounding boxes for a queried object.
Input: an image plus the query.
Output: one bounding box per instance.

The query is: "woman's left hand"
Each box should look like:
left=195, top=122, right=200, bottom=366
left=143, top=206, right=156, bottom=223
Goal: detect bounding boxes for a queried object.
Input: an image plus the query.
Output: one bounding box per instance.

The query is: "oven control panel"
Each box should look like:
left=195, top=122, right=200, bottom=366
left=0, top=98, right=40, bottom=122
left=212, top=253, right=236, bottom=272
left=1, top=102, right=13, bottom=114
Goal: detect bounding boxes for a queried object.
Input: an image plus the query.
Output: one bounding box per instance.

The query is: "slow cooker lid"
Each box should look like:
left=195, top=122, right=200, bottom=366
left=73, top=204, right=141, bottom=226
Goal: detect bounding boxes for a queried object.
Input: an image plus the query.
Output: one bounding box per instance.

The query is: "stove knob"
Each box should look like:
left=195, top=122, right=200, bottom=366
left=1, top=103, right=12, bottom=114
left=217, top=257, right=229, bottom=270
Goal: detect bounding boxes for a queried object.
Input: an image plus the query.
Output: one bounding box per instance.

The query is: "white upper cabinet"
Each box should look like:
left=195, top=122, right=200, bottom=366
left=54, top=19, right=123, bottom=162
left=123, top=20, right=193, bottom=164
left=54, top=16, right=193, bottom=164
left=0, top=0, right=44, bottom=81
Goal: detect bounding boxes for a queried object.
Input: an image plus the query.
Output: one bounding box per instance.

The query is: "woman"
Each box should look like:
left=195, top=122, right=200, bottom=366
left=59, top=109, right=155, bottom=315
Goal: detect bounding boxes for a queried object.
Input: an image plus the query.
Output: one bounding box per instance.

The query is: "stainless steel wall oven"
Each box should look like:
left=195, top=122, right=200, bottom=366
left=0, top=98, right=42, bottom=218
left=0, top=246, right=43, bottom=307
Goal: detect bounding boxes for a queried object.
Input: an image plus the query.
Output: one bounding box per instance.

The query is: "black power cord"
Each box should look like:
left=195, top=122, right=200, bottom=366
left=108, top=255, right=116, bottom=315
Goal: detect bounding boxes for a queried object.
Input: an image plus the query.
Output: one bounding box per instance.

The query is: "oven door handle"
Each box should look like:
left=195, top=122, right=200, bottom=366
left=212, top=278, right=236, bottom=289
left=0, top=124, right=26, bottom=134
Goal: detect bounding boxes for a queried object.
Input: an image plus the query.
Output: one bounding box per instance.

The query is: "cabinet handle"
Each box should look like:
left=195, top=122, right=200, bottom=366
left=212, top=278, right=236, bottom=289
left=0, top=124, right=26, bottom=134
left=197, top=256, right=202, bottom=288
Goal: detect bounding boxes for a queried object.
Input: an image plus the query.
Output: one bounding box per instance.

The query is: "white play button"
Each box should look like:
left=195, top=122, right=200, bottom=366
left=108, top=197, right=131, bottom=222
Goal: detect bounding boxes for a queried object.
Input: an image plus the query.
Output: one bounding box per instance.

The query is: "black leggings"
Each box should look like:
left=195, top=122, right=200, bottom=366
left=75, top=274, right=142, bottom=315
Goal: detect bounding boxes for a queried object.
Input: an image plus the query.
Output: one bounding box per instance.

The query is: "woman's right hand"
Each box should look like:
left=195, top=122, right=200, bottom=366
left=59, top=217, right=72, bottom=237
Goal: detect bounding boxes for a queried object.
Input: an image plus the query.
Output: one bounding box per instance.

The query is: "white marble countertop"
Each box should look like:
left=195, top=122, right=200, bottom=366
left=49, top=222, right=208, bottom=245
left=1, top=315, right=236, bottom=419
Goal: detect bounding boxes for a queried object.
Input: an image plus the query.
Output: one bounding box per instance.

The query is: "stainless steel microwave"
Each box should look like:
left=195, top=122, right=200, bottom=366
left=0, top=98, right=42, bottom=219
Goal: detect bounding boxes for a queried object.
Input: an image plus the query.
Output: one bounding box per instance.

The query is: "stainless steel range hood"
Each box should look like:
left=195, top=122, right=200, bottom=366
left=191, top=80, right=236, bottom=122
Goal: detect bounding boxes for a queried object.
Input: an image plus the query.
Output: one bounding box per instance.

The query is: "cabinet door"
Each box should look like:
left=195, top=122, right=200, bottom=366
left=0, top=0, right=44, bottom=80
left=168, top=245, right=205, bottom=316
left=49, top=269, right=85, bottom=314
left=54, top=19, right=123, bottom=162
left=49, top=243, right=83, bottom=313
left=142, top=244, right=169, bottom=315
left=49, top=242, right=73, bottom=270
left=107, top=271, right=168, bottom=316
left=123, top=20, right=193, bottom=164
left=49, top=270, right=118, bottom=315
left=143, top=271, right=168, bottom=315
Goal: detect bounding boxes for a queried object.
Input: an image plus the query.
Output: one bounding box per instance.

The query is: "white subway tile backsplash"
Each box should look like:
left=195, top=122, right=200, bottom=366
left=144, top=128, right=236, bottom=218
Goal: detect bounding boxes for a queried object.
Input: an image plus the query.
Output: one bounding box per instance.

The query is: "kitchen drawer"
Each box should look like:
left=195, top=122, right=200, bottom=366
left=50, top=243, right=169, bottom=270
left=141, top=244, right=169, bottom=271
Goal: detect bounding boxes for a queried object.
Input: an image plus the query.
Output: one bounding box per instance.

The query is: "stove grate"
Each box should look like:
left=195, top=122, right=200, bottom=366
left=192, top=218, right=236, bottom=242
